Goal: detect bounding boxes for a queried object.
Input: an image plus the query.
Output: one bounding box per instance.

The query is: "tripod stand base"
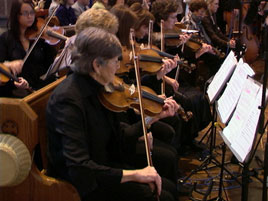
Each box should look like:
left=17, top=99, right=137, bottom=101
left=208, top=197, right=226, bottom=201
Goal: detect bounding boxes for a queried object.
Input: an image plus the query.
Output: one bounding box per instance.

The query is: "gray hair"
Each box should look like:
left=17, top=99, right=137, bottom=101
left=70, top=27, right=122, bottom=75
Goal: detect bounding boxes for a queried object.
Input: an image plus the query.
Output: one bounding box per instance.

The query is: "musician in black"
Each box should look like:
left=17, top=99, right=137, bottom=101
left=46, top=26, right=180, bottom=201
left=202, top=0, right=236, bottom=52
left=181, top=0, right=224, bottom=77
left=0, top=0, right=56, bottom=97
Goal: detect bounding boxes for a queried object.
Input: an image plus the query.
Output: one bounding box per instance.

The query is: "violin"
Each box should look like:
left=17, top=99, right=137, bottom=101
left=186, top=36, right=226, bottom=59
left=139, top=45, right=196, bottom=73
left=117, top=46, right=162, bottom=74
left=26, top=17, right=65, bottom=46
left=163, top=23, right=198, bottom=47
left=117, top=46, right=195, bottom=74
left=0, top=63, right=20, bottom=83
left=99, top=76, right=193, bottom=121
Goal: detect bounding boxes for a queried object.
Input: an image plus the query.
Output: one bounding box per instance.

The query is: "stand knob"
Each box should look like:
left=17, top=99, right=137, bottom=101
left=0, top=134, right=31, bottom=186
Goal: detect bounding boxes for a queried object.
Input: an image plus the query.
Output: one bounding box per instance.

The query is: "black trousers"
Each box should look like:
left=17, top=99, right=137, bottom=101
left=83, top=177, right=177, bottom=201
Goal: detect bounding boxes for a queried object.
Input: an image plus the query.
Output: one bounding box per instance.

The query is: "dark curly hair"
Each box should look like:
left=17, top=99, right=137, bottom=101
left=189, top=0, right=208, bottom=12
left=151, top=0, right=179, bottom=24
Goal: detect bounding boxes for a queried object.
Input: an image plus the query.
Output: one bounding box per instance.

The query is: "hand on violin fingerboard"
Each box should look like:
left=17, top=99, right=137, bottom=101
left=156, top=58, right=177, bottom=79
left=158, top=97, right=179, bottom=119
left=179, top=33, right=191, bottom=46
left=4, top=60, right=23, bottom=75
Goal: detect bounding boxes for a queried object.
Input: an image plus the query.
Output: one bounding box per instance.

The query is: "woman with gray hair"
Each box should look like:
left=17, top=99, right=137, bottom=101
left=46, top=27, right=180, bottom=201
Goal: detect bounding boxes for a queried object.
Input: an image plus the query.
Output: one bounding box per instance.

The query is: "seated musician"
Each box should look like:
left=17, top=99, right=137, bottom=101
left=0, top=0, right=57, bottom=97
left=71, top=0, right=89, bottom=19
left=150, top=0, right=212, bottom=154
left=47, top=8, right=119, bottom=76
left=110, top=4, right=185, bottom=188
left=46, top=26, right=180, bottom=201
left=55, top=0, right=77, bottom=26
left=181, top=0, right=223, bottom=77
left=49, top=0, right=60, bottom=16
left=202, top=0, right=236, bottom=52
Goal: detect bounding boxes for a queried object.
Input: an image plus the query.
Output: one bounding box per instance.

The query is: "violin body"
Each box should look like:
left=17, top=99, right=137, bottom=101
left=187, top=37, right=226, bottom=59
left=99, top=76, right=163, bottom=116
left=0, top=63, right=19, bottom=84
left=117, top=46, right=163, bottom=75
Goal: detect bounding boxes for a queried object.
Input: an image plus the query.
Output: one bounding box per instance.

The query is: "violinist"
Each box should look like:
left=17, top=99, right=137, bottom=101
left=110, top=4, right=185, bottom=189
left=48, top=8, right=119, bottom=77
left=0, top=0, right=57, bottom=97
left=150, top=0, right=212, bottom=154
left=111, top=4, right=178, bottom=85
left=46, top=27, right=179, bottom=201
left=202, top=0, right=236, bottom=52
left=181, top=0, right=223, bottom=76
left=55, top=0, right=77, bottom=26
left=49, top=0, right=60, bottom=16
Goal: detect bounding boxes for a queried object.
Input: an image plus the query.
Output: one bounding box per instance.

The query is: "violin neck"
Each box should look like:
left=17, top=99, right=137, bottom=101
left=164, top=33, right=180, bottom=39
left=142, top=90, right=164, bottom=104
left=139, top=54, right=162, bottom=63
left=46, top=30, right=68, bottom=41
left=151, top=48, right=174, bottom=59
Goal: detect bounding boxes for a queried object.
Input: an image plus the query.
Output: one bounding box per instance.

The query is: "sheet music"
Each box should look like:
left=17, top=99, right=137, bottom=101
left=217, top=59, right=255, bottom=124
left=207, top=51, right=237, bottom=103
left=221, top=77, right=263, bottom=163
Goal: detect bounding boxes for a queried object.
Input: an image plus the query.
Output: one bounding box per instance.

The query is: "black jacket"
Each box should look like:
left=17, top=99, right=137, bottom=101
left=0, top=30, right=57, bottom=96
left=46, top=73, right=142, bottom=198
left=202, top=11, right=229, bottom=50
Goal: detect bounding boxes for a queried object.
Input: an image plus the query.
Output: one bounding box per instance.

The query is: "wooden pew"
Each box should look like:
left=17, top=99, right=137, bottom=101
left=0, top=76, right=81, bottom=201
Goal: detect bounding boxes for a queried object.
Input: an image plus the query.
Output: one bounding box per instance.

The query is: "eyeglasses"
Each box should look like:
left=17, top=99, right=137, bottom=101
left=20, top=11, right=35, bottom=17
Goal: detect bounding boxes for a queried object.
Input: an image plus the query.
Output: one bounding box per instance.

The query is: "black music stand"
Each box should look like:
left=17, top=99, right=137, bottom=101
left=235, top=9, right=268, bottom=201
left=180, top=53, right=242, bottom=200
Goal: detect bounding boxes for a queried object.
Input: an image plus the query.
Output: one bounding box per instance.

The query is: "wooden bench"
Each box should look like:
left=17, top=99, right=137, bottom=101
left=0, top=77, right=81, bottom=201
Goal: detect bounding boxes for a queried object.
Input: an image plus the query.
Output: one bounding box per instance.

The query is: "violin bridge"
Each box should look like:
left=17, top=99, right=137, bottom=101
left=129, top=84, right=135, bottom=95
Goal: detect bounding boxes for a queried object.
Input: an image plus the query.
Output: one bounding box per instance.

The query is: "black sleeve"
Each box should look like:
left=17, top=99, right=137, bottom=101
left=46, top=95, right=123, bottom=194
left=0, top=32, right=9, bottom=62
left=202, top=16, right=228, bottom=48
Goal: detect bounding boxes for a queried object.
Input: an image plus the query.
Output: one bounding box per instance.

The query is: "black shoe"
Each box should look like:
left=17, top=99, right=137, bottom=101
left=177, top=183, right=193, bottom=196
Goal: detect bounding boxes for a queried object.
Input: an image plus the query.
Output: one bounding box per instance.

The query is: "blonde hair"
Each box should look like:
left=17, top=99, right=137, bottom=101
left=75, top=8, right=119, bottom=34
left=206, top=0, right=215, bottom=6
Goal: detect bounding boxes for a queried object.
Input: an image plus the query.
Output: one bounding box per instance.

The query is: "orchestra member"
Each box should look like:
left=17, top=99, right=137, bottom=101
left=46, top=26, right=179, bottom=201
left=202, top=0, right=236, bottom=51
left=55, top=0, right=77, bottom=26
left=0, top=0, right=57, bottom=97
left=72, top=0, right=90, bottom=18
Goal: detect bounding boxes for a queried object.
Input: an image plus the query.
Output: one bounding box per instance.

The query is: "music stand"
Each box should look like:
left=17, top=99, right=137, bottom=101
left=180, top=52, right=242, bottom=200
